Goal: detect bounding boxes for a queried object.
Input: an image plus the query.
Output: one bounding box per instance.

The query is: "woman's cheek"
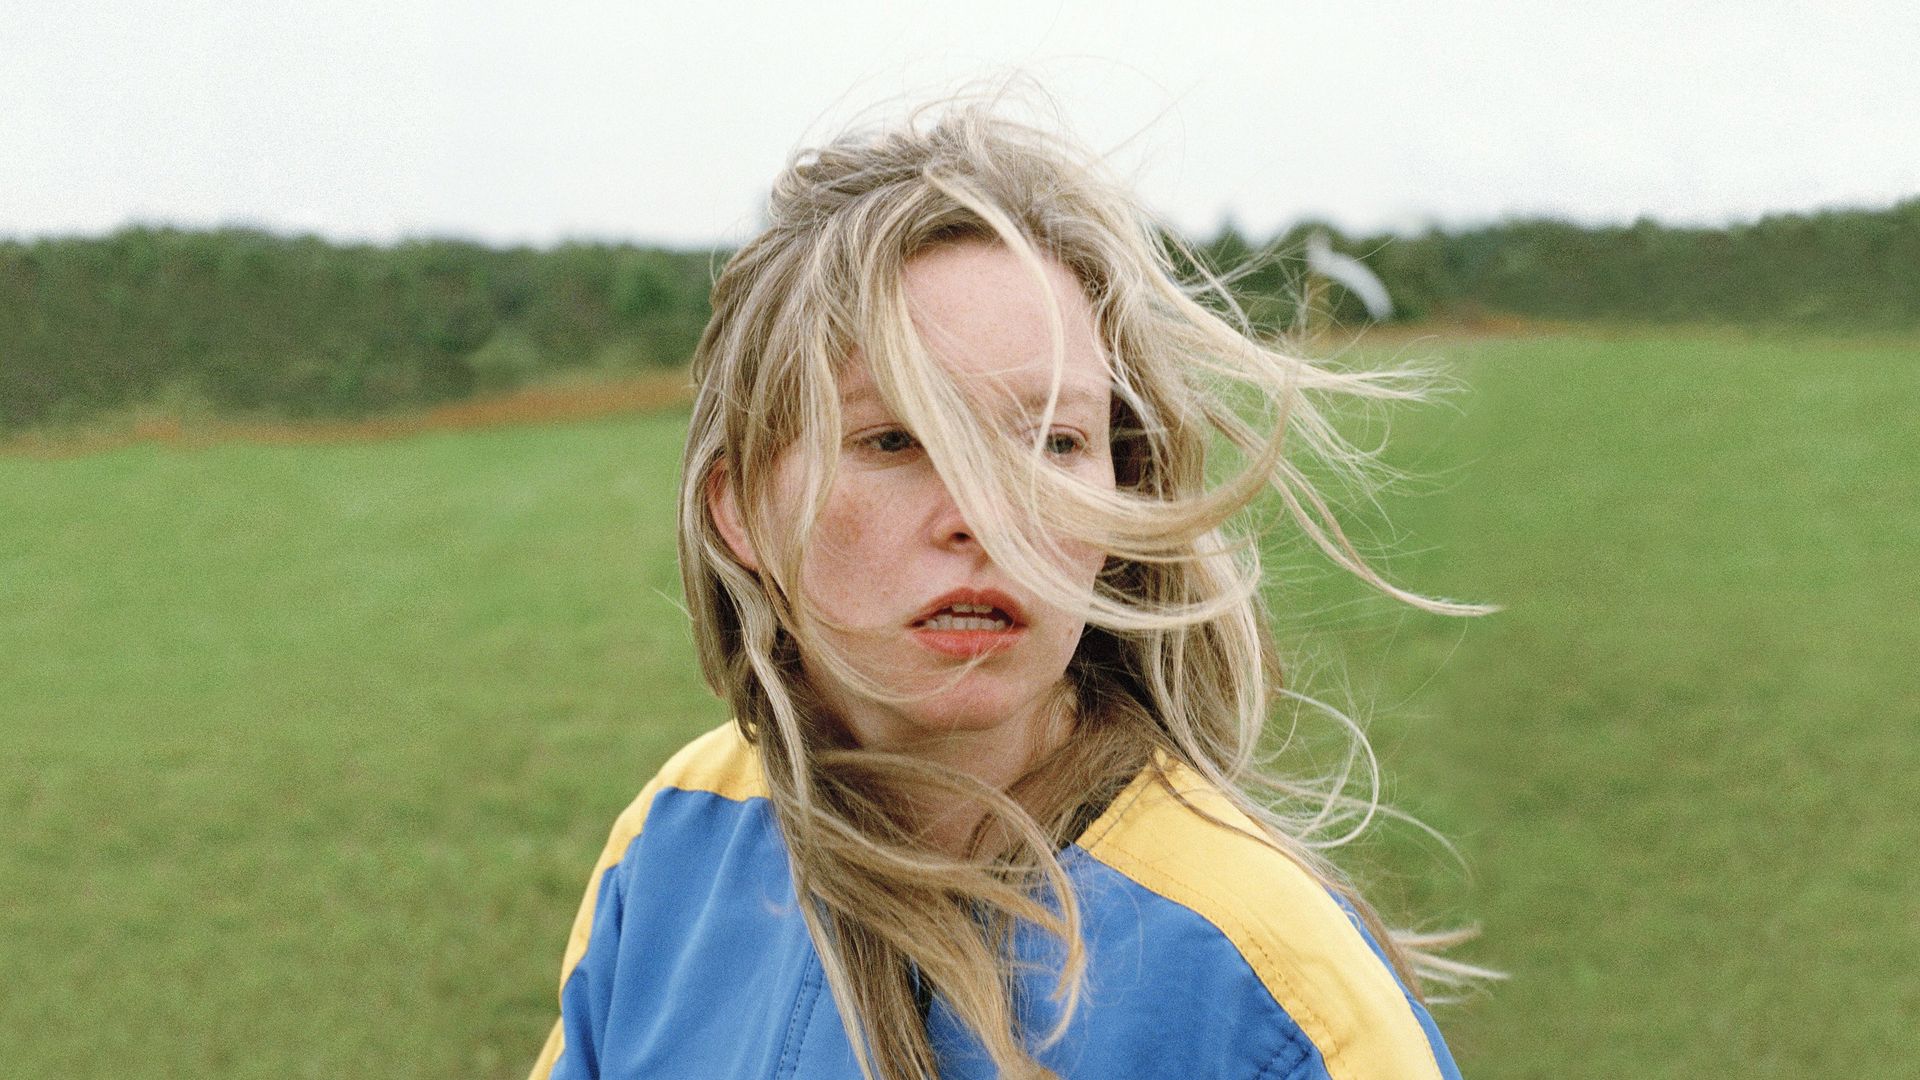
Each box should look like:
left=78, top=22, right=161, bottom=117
left=813, top=483, right=896, bottom=581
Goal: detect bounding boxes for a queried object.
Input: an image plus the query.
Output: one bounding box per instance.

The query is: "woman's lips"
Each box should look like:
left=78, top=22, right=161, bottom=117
left=908, top=589, right=1028, bottom=658
left=911, top=622, right=1026, bottom=658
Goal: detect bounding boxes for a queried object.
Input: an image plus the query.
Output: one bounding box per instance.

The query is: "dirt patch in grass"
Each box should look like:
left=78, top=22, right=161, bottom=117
left=2, top=370, right=696, bottom=459
left=0, top=317, right=1626, bottom=460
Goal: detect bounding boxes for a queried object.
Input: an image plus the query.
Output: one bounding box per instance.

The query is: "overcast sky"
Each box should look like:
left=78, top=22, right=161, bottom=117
left=4, top=1, right=1916, bottom=248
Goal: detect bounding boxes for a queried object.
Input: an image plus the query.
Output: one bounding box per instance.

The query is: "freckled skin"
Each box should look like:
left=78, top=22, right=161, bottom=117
left=716, top=240, right=1116, bottom=789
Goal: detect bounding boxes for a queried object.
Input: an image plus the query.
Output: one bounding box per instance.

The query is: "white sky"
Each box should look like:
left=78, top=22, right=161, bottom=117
left=4, top=1, right=1916, bottom=248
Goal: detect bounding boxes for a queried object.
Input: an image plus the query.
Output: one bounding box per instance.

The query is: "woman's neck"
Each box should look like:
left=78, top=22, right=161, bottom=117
left=842, top=683, right=1078, bottom=856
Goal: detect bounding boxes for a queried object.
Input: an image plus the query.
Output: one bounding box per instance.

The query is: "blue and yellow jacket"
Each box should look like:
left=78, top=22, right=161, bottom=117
left=530, top=724, right=1462, bottom=1079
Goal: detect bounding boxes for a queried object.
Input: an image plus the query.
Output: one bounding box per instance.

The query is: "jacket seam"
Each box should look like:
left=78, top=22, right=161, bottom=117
left=773, top=958, right=823, bottom=1078
left=1249, top=1030, right=1312, bottom=1080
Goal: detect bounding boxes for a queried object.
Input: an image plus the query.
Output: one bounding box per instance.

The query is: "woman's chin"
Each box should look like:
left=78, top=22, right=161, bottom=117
left=892, top=694, right=1027, bottom=739
left=854, top=688, right=1048, bottom=756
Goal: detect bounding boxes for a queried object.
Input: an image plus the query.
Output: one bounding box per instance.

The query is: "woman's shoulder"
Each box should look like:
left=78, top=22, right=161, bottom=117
left=646, top=720, right=766, bottom=804
left=590, top=721, right=766, bottom=870
left=1072, top=757, right=1455, bottom=1080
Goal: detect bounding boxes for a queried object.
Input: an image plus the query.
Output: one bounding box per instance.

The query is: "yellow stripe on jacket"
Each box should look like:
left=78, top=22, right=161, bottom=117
left=1078, top=758, right=1446, bottom=1080
left=528, top=722, right=766, bottom=1080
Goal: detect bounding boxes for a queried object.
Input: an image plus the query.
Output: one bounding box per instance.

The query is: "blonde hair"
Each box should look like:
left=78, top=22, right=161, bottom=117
left=677, top=83, right=1490, bottom=1080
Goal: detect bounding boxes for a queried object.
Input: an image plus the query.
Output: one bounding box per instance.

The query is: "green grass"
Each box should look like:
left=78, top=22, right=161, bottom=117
left=1284, top=328, right=1920, bottom=1075
left=4, top=328, right=1916, bottom=1076
left=3, top=419, right=724, bottom=1076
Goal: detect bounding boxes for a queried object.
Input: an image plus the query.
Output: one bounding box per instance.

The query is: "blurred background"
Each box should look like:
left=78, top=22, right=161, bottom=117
left=4, top=2, right=1915, bottom=1076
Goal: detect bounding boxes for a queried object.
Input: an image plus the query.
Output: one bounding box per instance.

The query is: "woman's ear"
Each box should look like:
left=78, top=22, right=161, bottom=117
left=706, top=464, right=761, bottom=572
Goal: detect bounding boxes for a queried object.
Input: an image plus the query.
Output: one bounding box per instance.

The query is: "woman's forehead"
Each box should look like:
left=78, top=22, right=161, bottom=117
left=835, top=356, right=1109, bottom=417
left=838, top=240, right=1113, bottom=415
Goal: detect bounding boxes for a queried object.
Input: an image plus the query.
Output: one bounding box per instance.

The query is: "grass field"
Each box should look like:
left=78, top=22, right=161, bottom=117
left=4, top=328, right=1916, bottom=1076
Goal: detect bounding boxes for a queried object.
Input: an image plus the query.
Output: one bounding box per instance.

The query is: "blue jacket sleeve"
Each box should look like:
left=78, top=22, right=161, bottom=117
left=549, top=863, right=628, bottom=1080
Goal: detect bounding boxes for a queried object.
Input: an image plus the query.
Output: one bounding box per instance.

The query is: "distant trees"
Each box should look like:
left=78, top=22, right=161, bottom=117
left=0, top=228, right=712, bottom=431
left=3, top=198, right=1915, bottom=433
left=1197, top=198, right=1920, bottom=330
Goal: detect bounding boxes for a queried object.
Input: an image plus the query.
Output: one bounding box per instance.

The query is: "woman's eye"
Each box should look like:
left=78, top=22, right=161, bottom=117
left=1043, top=430, right=1085, bottom=456
left=859, top=428, right=920, bottom=454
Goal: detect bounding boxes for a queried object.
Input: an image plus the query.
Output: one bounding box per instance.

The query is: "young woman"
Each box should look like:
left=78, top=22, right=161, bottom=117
left=530, top=92, right=1488, bottom=1080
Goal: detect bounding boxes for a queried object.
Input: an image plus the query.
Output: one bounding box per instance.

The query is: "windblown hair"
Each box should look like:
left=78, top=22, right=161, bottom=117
left=677, top=84, right=1489, bottom=1080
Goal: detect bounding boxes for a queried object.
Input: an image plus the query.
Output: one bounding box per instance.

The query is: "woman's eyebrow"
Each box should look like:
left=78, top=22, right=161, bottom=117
left=1005, top=382, right=1108, bottom=415
left=837, top=379, right=886, bottom=412
left=841, top=379, right=1107, bottom=414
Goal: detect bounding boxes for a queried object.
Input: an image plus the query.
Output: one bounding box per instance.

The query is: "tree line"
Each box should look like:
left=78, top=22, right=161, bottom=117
left=1200, top=197, right=1920, bottom=332
left=0, top=229, right=714, bottom=432
left=2, top=198, right=1915, bottom=432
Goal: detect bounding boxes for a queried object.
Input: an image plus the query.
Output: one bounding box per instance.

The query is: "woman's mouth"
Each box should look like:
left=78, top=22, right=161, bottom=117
left=916, top=603, right=1013, bottom=631
left=911, top=600, right=1025, bottom=658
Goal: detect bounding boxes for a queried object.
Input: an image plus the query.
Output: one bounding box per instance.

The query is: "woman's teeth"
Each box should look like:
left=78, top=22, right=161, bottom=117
left=921, top=604, right=1010, bottom=631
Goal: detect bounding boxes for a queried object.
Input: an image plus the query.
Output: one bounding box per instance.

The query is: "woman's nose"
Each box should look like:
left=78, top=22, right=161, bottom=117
left=926, top=480, right=979, bottom=551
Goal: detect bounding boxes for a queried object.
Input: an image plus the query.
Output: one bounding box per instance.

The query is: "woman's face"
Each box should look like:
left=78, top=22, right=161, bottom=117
left=718, top=240, right=1116, bottom=776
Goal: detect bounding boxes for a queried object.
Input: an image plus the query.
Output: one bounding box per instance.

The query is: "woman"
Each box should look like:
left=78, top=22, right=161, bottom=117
left=530, top=91, right=1488, bottom=1080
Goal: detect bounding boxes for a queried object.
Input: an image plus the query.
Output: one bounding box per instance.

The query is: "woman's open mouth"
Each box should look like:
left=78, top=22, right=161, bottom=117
left=910, top=597, right=1026, bottom=658
left=917, top=603, right=1012, bottom=631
